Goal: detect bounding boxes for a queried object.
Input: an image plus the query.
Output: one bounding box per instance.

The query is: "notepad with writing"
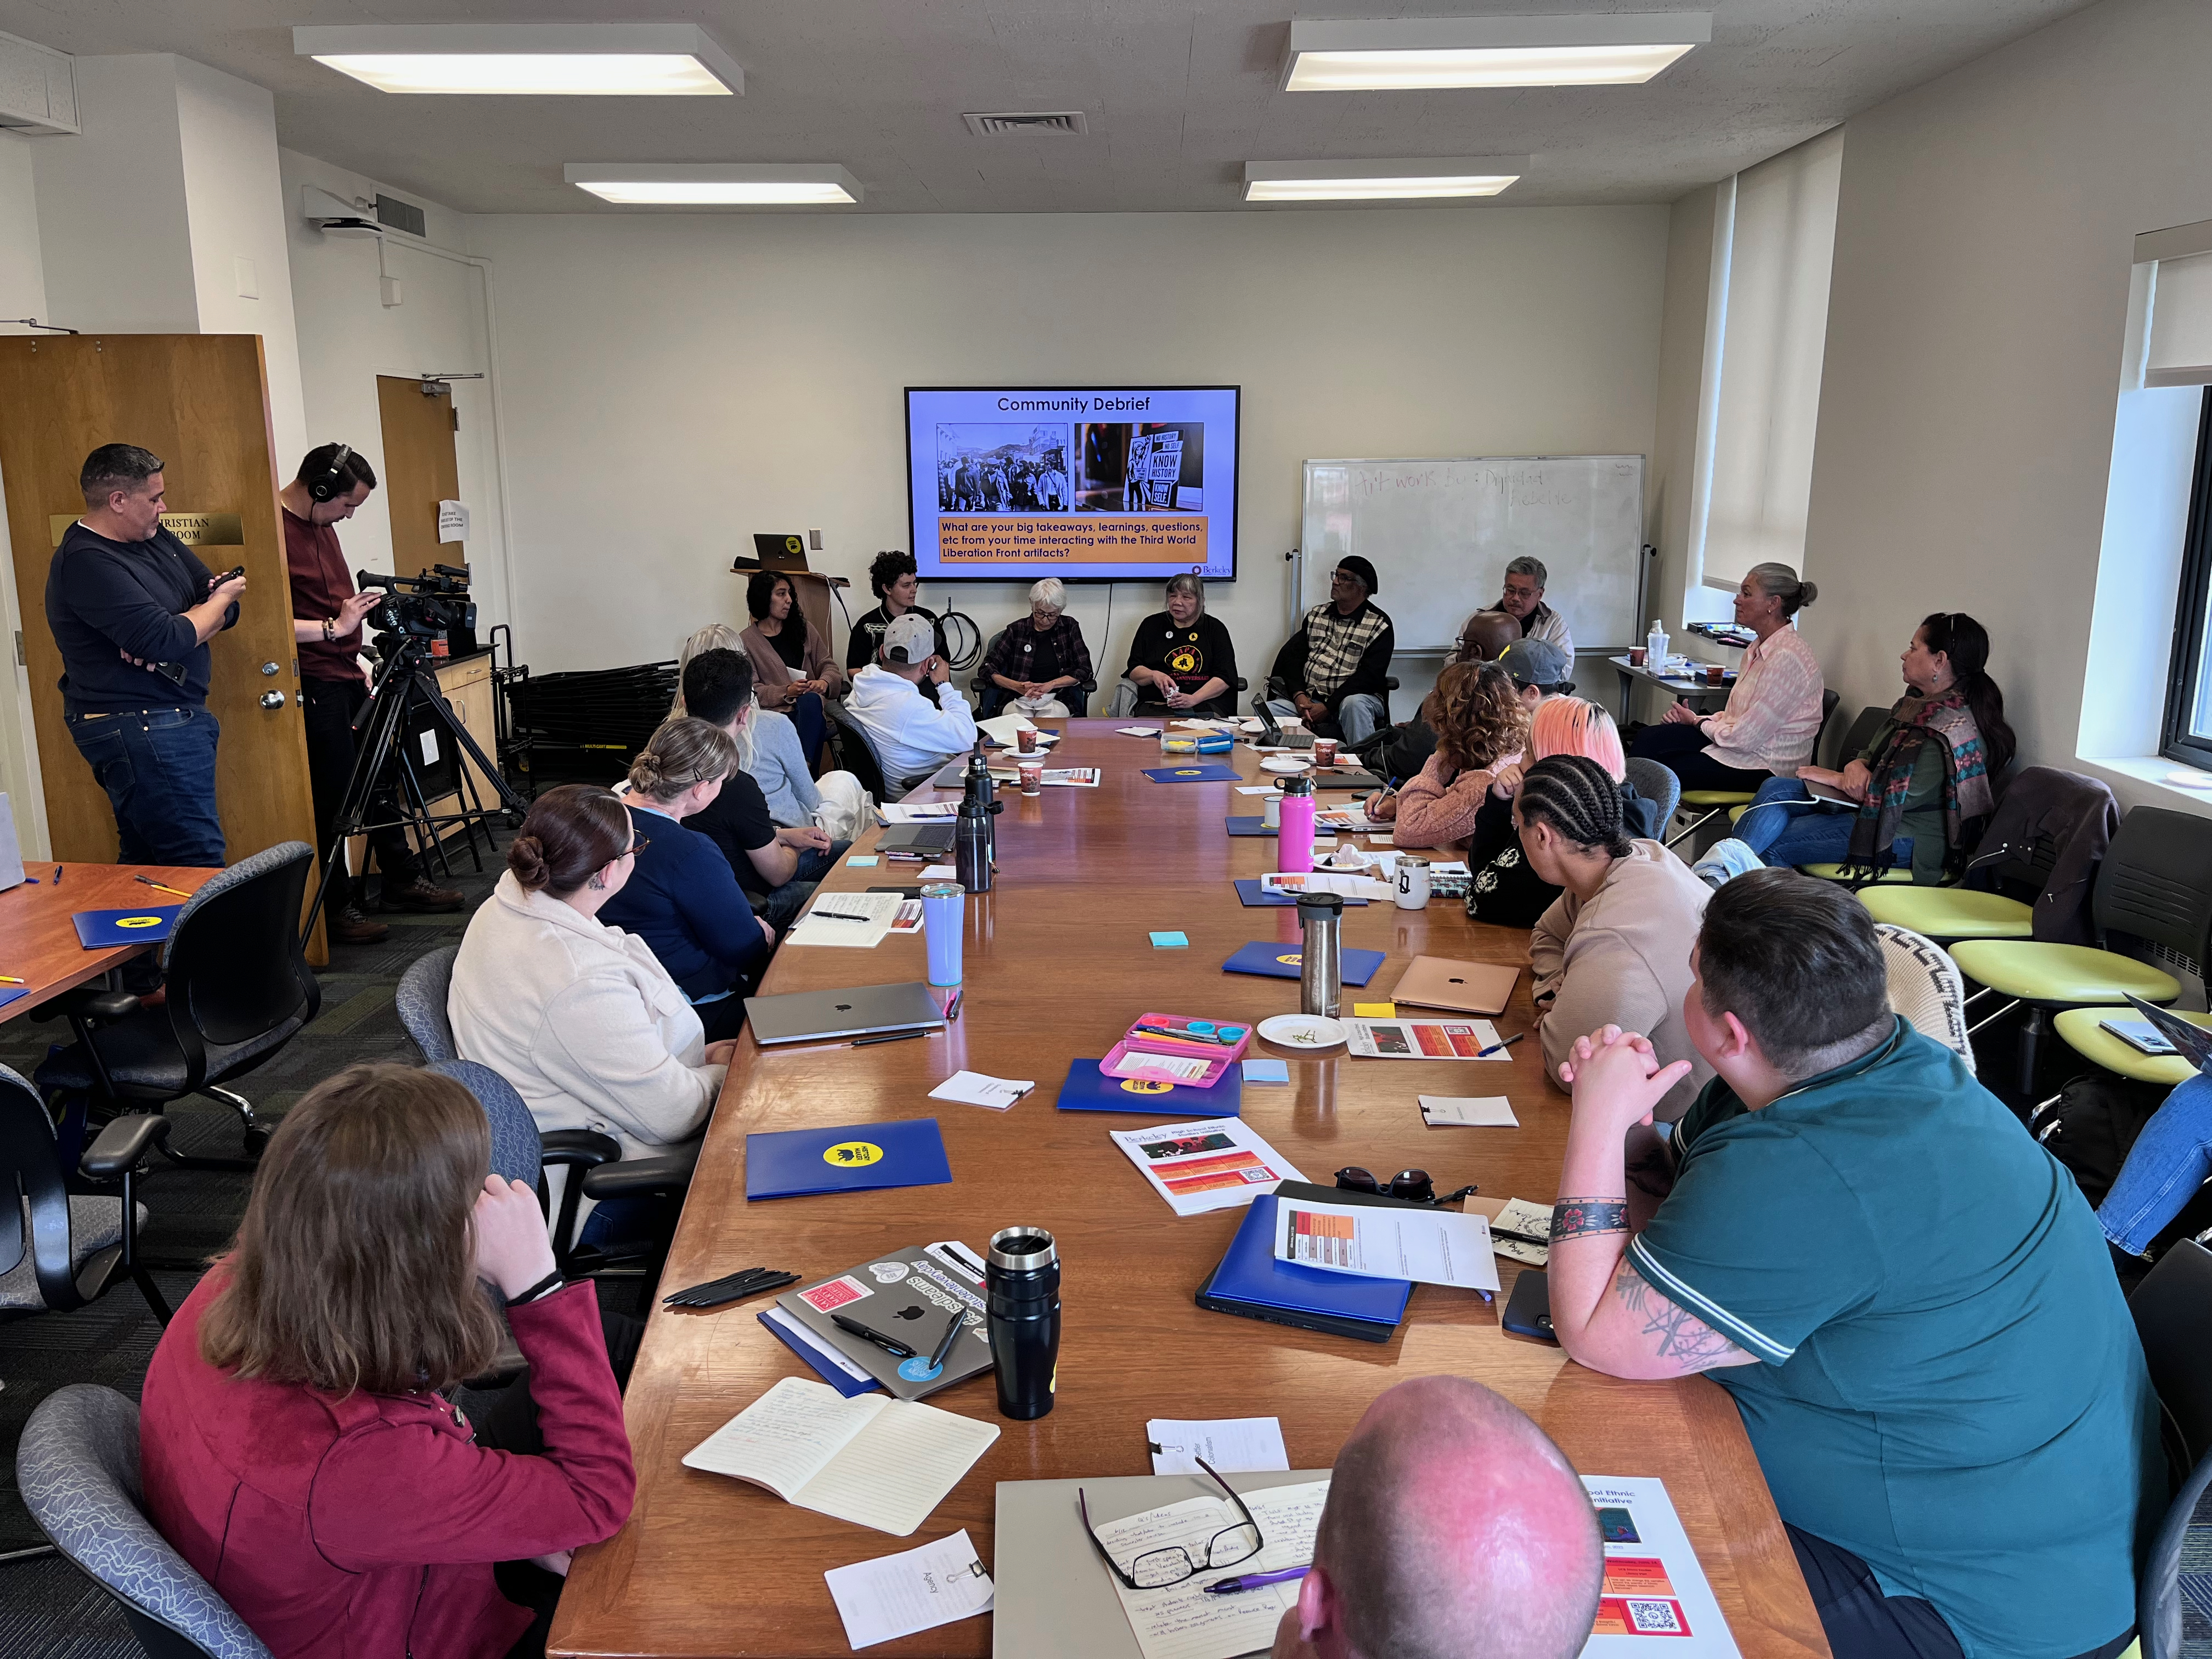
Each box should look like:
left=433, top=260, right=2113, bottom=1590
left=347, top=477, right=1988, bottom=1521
left=682, top=1375, right=999, bottom=1536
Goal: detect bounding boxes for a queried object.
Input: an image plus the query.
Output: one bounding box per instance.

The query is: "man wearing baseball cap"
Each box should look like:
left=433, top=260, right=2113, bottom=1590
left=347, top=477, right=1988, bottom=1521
left=842, top=611, right=979, bottom=794
left=1264, top=555, right=1395, bottom=746
left=1497, top=637, right=1572, bottom=710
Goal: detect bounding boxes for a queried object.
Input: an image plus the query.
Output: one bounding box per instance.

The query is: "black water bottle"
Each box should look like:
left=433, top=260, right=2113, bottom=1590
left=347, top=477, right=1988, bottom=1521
left=955, top=798, right=992, bottom=892
left=985, top=1227, right=1059, bottom=1420
left=963, top=747, right=1001, bottom=862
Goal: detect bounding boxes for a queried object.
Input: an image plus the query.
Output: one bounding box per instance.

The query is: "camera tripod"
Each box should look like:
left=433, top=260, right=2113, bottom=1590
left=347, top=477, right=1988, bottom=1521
left=301, top=629, right=528, bottom=945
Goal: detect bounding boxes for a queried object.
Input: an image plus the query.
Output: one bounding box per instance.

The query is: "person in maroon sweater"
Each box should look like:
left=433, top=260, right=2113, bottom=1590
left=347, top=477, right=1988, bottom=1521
left=140, top=1064, right=635, bottom=1658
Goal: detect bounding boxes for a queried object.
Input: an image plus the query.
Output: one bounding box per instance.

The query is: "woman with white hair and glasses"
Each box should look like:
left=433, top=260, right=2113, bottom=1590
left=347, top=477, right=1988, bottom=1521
left=981, top=577, right=1093, bottom=716
left=1629, top=561, right=1826, bottom=792
left=1109, top=571, right=1240, bottom=716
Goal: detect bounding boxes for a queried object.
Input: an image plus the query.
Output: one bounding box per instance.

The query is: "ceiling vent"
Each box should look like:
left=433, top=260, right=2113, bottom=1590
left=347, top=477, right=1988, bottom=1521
left=962, top=110, right=1088, bottom=138
left=0, top=29, right=77, bottom=134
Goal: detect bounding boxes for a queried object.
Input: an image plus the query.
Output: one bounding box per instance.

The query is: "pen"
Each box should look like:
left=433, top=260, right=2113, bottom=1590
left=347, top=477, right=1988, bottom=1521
left=0, top=975, right=21, bottom=985
left=134, top=874, right=190, bottom=897
left=1132, top=1023, right=1234, bottom=1046
left=809, top=910, right=878, bottom=923
left=854, top=1028, right=931, bottom=1048
left=1204, top=1566, right=1310, bottom=1596
left=53, top=865, right=61, bottom=885
left=831, top=1312, right=917, bottom=1358
left=1489, top=1226, right=1551, bottom=1249
left=926, top=1308, right=963, bottom=1371
left=1475, top=1032, right=1525, bottom=1059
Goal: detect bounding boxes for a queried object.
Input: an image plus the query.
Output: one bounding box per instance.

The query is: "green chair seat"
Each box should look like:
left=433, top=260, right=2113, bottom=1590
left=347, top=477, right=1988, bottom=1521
left=1949, top=941, right=2181, bottom=1005
left=2055, top=1006, right=2212, bottom=1087
left=1859, top=887, right=2033, bottom=939
left=1679, top=790, right=1756, bottom=807
left=1799, top=862, right=1916, bottom=884
left=1728, top=804, right=1749, bottom=825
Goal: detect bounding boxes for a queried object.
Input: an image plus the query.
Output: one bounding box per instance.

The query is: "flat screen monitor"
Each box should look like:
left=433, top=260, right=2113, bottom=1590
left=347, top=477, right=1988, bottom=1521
left=905, top=385, right=1239, bottom=583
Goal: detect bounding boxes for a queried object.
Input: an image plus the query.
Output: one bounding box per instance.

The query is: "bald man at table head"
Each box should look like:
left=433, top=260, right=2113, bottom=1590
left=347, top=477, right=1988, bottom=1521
left=1272, top=1375, right=1603, bottom=1659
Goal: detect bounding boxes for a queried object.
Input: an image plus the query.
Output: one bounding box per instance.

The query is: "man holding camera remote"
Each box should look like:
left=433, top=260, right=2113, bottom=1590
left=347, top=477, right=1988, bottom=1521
left=282, top=442, right=461, bottom=943
left=48, top=443, right=245, bottom=871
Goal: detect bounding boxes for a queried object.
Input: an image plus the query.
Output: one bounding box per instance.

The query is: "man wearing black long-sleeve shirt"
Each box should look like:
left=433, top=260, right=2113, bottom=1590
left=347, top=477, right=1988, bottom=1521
left=46, top=444, right=245, bottom=867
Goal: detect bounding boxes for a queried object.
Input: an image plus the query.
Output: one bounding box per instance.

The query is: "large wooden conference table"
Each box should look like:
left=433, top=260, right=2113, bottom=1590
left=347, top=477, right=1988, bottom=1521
left=551, top=721, right=1827, bottom=1659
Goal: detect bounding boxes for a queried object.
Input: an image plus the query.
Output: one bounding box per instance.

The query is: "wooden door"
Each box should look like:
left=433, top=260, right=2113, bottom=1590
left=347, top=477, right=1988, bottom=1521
left=0, top=335, right=318, bottom=878
left=376, top=375, right=461, bottom=577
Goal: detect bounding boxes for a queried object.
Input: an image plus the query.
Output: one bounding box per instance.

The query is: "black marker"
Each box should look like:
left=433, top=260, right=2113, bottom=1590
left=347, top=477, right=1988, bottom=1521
left=926, top=1308, right=964, bottom=1372
left=854, top=1028, right=930, bottom=1048
left=831, top=1312, right=917, bottom=1358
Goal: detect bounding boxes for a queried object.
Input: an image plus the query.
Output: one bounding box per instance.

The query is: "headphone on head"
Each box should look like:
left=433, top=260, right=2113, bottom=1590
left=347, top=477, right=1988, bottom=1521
left=305, top=442, right=353, bottom=504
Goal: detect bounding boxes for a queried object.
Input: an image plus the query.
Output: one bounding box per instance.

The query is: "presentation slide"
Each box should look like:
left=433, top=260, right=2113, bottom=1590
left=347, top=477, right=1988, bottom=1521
left=906, top=386, right=1239, bottom=582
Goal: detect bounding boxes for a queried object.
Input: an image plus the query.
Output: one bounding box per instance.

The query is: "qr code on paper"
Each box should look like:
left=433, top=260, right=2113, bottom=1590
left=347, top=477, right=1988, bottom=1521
left=1626, top=1599, right=1685, bottom=1634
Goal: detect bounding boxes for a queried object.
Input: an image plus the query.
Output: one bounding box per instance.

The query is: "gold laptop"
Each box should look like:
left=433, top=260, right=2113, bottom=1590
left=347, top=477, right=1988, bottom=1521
left=1389, top=956, right=1521, bottom=1015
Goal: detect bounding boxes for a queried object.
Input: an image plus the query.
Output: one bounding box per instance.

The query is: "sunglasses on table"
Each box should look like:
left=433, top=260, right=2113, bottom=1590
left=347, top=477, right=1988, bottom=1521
left=1335, top=1166, right=1478, bottom=1207
left=1079, top=1456, right=1265, bottom=1590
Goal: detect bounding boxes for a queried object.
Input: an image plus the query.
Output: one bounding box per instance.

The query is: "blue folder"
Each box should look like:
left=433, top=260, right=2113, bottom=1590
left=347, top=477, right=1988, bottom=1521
left=743, top=1117, right=953, bottom=1200
left=1233, top=878, right=1367, bottom=908
left=1224, top=816, right=1273, bottom=836
left=1204, top=1192, right=1412, bottom=1328
left=71, top=906, right=182, bottom=949
left=1222, top=940, right=1384, bottom=985
left=758, top=1310, right=880, bottom=1397
left=1054, top=1058, right=1243, bottom=1116
left=1143, top=765, right=1240, bottom=783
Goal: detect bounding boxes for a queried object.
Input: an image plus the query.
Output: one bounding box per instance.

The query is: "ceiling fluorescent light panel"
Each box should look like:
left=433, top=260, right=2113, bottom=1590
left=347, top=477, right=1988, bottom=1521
left=563, top=163, right=862, bottom=206
left=1243, top=157, right=1527, bottom=203
left=1284, top=13, right=1712, bottom=92
left=293, top=24, right=742, bottom=96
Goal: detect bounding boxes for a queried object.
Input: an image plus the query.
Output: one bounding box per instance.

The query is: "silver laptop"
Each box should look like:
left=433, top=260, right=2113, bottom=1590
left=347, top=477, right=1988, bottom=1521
left=743, top=980, right=946, bottom=1045
left=0, top=795, right=27, bottom=894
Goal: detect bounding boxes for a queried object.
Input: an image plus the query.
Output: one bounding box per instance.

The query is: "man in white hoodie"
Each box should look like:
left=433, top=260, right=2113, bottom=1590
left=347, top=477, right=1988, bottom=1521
left=843, top=611, right=979, bottom=792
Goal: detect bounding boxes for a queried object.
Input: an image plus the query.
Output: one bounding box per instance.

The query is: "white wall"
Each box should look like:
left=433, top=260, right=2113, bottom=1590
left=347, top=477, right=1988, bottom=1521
left=279, top=149, right=511, bottom=628
left=469, top=206, right=1669, bottom=705
left=0, top=132, right=47, bottom=330
left=0, top=131, right=53, bottom=854
left=1801, top=0, right=2212, bottom=815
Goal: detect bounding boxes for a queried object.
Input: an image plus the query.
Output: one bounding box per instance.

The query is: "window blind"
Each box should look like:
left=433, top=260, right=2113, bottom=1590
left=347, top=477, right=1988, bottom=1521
left=1695, top=126, right=1844, bottom=591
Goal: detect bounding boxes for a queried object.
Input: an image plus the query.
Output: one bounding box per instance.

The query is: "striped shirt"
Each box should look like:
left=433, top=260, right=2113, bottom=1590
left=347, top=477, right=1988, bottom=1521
left=1701, top=624, right=1822, bottom=775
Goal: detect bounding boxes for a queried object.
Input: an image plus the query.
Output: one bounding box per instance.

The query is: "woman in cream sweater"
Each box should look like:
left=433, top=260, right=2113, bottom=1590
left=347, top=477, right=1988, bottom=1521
left=1519, top=755, right=1713, bottom=1122
left=450, top=784, right=733, bottom=1167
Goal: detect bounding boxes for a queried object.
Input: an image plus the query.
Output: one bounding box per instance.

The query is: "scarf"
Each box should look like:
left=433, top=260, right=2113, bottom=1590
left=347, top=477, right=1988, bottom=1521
left=1845, top=689, right=1994, bottom=874
left=1302, top=601, right=1387, bottom=698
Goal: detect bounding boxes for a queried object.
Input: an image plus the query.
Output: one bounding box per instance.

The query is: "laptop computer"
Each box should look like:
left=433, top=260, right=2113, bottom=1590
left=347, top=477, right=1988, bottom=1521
left=1251, top=700, right=1314, bottom=750
left=749, top=532, right=811, bottom=572
left=877, top=823, right=955, bottom=857
left=2125, top=994, right=2212, bottom=1073
left=742, top=981, right=947, bottom=1046
left=1390, top=955, right=1520, bottom=1016
left=0, top=794, right=27, bottom=894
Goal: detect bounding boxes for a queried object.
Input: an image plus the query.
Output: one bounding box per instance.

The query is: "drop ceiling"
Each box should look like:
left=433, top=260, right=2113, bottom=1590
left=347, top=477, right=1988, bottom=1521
left=0, top=1, right=2097, bottom=213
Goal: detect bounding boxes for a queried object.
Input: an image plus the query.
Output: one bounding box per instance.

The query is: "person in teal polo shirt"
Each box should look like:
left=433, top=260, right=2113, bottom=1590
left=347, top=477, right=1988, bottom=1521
left=1542, top=868, right=2157, bottom=1659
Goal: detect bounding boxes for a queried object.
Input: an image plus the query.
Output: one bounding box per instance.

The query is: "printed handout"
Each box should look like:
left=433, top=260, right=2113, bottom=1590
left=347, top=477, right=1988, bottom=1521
left=1345, top=1018, right=1507, bottom=1060
left=823, top=1529, right=995, bottom=1650
left=1272, top=1196, right=1500, bottom=1293
left=1581, top=1476, right=1741, bottom=1655
left=1146, top=1417, right=1290, bottom=1477
left=1109, top=1118, right=1306, bottom=1216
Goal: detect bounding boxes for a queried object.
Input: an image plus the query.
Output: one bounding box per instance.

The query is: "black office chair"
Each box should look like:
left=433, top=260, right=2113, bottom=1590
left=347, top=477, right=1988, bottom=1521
left=2141, top=1446, right=2212, bottom=1659
left=2130, top=1235, right=2212, bottom=1490
left=33, top=842, right=321, bottom=1166
left=971, top=627, right=1097, bottom=718
left=826, top=701, right=891, bottom=802
left=0, top=1062, right=171, bottom=1325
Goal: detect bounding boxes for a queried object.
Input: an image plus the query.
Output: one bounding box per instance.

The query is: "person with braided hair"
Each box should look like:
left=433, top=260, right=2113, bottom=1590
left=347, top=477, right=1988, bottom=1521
left=1520, top=754, right=1713, bottom=1121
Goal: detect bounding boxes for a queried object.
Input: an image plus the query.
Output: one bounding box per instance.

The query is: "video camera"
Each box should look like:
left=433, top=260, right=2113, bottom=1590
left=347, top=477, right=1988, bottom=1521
left=357, top=564, right=477, bottom=652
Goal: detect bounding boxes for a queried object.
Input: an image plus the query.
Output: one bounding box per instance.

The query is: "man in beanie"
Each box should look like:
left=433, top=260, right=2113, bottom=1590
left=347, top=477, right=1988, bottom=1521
left=841, top=611, right=978, bottom=794
left=1265, top=555, right=1395, bottom=746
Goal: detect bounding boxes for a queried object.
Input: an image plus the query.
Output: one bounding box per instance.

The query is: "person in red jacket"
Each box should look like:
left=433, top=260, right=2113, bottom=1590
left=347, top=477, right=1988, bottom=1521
left=139, top=1063, right=636, bottom=1658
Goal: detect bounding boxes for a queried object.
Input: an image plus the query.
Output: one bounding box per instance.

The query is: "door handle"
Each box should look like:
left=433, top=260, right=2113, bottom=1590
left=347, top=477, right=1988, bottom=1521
left=259, top=690, right=285, bottom=710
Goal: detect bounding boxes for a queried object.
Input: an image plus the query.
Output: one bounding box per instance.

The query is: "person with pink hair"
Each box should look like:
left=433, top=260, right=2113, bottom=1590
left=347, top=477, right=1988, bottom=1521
left=1465, top=698, right=1660, bottom=927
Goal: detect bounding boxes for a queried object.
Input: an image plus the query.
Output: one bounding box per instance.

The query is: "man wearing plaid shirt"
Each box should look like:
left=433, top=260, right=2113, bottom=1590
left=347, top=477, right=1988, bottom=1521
left=1265, top=555, right=1395, bottom=747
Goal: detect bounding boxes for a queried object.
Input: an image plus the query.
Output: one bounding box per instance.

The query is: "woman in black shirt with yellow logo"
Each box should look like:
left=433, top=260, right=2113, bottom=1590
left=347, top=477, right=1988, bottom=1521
left=1110, top=573, right=1239, bottom=717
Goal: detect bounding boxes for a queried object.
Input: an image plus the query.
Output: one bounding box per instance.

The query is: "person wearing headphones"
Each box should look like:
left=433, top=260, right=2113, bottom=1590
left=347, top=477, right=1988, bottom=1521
left=283, top=443, right=462, bottom=943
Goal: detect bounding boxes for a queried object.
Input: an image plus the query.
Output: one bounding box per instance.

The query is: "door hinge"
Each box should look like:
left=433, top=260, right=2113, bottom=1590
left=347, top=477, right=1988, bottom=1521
left=12, top=630, right=21, bottom=668
left=451, top=407, right=460, bottom=432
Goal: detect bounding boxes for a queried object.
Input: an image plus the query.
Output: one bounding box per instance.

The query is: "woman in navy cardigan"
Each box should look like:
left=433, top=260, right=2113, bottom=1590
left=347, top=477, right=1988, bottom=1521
left=598, top=716, right=775, bottom=1042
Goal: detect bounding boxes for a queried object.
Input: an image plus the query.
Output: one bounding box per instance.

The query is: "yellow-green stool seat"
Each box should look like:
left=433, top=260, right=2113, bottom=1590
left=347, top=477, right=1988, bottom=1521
left=1949, top=941, right=2181, bottom=1005
left=1680, top=790, right=1756, bottom=808
left=2055, top=1006, right=2212, bottom=1087
left=1800, top=862, right=1916, bottom=884
left=1859, top=887, right=2033, bottom=939
left=1729, top=804, right=1750, bottom=825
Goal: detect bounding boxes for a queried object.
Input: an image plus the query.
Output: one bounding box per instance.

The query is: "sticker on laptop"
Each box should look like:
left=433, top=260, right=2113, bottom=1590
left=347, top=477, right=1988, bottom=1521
left=797, top=1275, right=873, bottom=1313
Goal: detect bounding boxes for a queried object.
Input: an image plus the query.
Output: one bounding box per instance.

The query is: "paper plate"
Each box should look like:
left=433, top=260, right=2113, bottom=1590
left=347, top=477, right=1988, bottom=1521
left=1260, top=756, right=1309, bottom=774
left=1257, top=1013, right=1347, bottom=1050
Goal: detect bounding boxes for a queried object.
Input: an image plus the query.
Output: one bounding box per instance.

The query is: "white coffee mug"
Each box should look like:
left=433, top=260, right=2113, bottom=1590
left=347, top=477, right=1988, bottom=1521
left=1262, top=790, right=1283, bottom=830
left=1395, top=855, right=1431, bottom=911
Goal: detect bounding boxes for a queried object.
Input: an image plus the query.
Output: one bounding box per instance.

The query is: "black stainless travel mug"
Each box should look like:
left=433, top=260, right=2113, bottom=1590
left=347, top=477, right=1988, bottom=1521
left=985, top=1227, right=1060, bottom=1420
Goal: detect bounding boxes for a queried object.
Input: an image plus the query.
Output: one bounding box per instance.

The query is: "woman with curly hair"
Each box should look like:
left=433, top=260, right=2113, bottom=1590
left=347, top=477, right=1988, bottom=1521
left=1368, top=661, right=1528, bottom=851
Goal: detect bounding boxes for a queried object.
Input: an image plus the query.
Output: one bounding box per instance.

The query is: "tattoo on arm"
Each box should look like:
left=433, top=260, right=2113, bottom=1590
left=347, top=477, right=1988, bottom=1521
left=1612, top=1262, right=1748, bottom=1373
left=1550, top=1198, right=1630, bottom=1243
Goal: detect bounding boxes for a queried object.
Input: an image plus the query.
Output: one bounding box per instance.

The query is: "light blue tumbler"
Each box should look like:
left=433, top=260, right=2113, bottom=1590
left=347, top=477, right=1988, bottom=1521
left=921, top=881, right=965, bottom=988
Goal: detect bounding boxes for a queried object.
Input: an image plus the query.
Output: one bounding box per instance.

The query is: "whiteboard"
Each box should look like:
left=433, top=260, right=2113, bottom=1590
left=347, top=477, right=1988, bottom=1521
left=1299, top=456, right=1646, bottom=653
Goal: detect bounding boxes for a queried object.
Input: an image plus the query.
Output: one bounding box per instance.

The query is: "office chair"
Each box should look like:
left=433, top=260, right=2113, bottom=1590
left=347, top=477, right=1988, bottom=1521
left=17, top=1384, right=272, bottom=1658
left=0, top=1062, right=170, bottom=1324
left=2131, top=1238, right=2212, bottom=1489
left=2142, top=1447, right=2212, bottom=1659
left=394, top=945, right=461, bottom=1064
left=971, top=628, right=1097, bottom=718
left=33, top=843, right=321, bottom=1167
left=1622, top=758, right=1680, bottom=841
left=826, top=701, right=891, bottom=803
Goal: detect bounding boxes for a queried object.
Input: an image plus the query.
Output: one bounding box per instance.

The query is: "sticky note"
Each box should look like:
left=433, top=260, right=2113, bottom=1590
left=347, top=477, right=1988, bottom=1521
left=1353, top=1002, right=1396, bottom=1018
left=1150, top=931, right=1189, bottom=949
left=1242, top=1059, right=1290, bottom=1084
left=848, top=856, right=880, bottom=867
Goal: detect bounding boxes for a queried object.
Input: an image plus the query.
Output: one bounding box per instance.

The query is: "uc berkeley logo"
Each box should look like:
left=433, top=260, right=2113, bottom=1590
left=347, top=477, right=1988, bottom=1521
left=1118, top=1077, right=1173, bottom=1095
left=823, top=1141, right=884, bottom=1167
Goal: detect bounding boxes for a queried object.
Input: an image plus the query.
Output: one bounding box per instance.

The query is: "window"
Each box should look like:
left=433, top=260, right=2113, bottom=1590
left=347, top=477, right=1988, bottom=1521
left=2165, top=386, right=2212, bottom=770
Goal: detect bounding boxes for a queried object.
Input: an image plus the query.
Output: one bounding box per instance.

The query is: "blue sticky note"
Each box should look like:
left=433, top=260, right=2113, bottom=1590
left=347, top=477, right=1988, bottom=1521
left=1150, top=931, right=1189, bottom=949
left=1242, top=1059, right=1289, bottom=1085
left=849, top=855, right=880, bottom=867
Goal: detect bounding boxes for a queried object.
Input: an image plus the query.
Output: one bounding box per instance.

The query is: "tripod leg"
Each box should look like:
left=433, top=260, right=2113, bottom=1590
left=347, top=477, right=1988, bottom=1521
left=303, top=651, right=419, bottom=942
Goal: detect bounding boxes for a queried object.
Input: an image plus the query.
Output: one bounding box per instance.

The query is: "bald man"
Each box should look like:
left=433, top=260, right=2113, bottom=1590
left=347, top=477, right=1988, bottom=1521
left=1272, top=1376, right=1604, bottom=1659
left=1453, top=607, right=1522, bottom=665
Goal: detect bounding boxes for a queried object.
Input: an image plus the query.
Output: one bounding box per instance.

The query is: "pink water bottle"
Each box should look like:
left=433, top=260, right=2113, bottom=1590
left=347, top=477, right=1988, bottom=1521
left=1278, top=774, right=1317, bottom=873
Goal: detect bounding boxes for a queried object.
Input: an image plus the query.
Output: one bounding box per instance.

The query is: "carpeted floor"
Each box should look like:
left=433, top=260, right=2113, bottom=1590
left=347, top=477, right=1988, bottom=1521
left=0, top=825, right=511, bottom=1653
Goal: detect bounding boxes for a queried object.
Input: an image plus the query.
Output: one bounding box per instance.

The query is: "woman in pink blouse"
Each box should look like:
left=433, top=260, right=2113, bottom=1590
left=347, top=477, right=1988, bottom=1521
left=1629, top=562, right=1825, bottom=791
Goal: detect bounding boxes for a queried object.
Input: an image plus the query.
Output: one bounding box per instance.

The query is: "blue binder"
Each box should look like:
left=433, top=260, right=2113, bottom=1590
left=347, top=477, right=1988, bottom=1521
left=71, top=906, right=182, bottom=949
left=757, top=1310, right=880, bottom=1397
left=743, top=1117, right=952, bottom=1200
left=1222, top=941, right=1384, bottom=985
left=1233, top=879, right=1367, bottom=907
left=1200, top=1192, right=1412, bottom=1335
left=1143, top=765, right=1240, bottom=783
left=1054, top=1058, right=1243, bottom=1116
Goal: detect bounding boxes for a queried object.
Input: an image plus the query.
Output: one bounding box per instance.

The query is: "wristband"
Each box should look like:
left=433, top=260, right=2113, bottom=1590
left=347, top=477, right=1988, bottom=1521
left=505, top=1269, right=566, bottom=1308
left=322, top=618, right=335, bottom=641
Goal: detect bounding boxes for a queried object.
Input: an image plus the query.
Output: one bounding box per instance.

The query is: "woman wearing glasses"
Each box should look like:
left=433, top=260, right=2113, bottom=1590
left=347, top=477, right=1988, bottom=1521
left=450, top=783, right=736, bottom=1240
left=1730, top=612, right=2013, bottom=884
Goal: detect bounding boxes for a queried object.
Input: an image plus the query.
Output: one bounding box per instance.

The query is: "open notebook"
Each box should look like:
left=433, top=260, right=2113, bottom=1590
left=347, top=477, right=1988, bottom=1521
left=681, top=1375, right=999, bottom=1536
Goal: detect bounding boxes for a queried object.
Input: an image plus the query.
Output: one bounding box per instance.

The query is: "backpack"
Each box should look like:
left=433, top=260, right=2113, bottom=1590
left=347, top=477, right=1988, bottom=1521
left=2032, top=1072, right=2168, bottom=1209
